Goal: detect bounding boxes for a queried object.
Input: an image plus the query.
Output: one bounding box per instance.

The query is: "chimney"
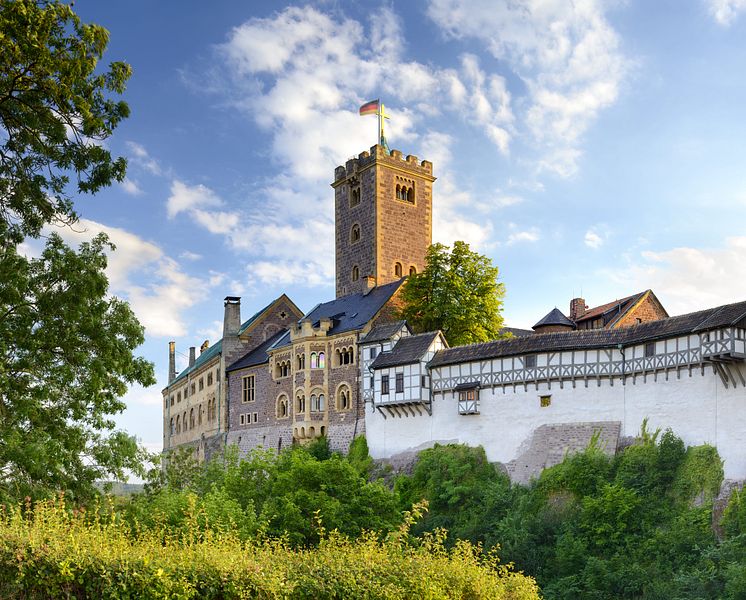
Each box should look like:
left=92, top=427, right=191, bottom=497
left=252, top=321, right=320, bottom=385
left=168, top=341, right=176, bottom=383
left=570, top=297, right=587, bottom=321
left=223, top=296, right=241, bottom=339
left=189, top=346, right=196, bottom=367
left=200, top=339, right=209, bottom=354
left=363, top=275, right=376, bottom=295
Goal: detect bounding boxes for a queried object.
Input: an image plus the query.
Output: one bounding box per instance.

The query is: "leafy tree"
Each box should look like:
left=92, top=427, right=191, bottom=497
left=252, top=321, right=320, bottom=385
left=0, top=0, right=130, bottom=243
left=0, top=234, right=154, bottom=501
left=0, top=1, right=152, bottom=501
left=398, top=241, right=507, bottom=345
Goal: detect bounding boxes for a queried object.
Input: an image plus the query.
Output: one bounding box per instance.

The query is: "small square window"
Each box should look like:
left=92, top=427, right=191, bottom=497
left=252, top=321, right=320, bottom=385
left=524, top=354, right=537, bottom=369
left=644, top=342, right=655, bottom=358
left=458, top=388, right=479, bottom=415
left=540, top=395, right=551, bottom=408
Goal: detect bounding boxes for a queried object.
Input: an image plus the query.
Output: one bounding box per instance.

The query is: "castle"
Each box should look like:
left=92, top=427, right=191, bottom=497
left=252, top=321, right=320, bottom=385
left=162, top=144, right=746, bottom=482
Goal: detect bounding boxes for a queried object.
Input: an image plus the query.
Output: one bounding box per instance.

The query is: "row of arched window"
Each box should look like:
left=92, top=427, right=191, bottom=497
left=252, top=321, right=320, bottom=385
left=274, top=359, right=291, bottom=378
left=335, top=346, right=354, bottom=366
left=395, top=183, right=415, bottom=203
left=292, top=384, right=352, bottom=415
left=169, top=398, right=217, bottom=436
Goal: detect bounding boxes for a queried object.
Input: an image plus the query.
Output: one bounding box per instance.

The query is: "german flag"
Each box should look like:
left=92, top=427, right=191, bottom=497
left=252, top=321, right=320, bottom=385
left=359, top=99, right=380, bottom=116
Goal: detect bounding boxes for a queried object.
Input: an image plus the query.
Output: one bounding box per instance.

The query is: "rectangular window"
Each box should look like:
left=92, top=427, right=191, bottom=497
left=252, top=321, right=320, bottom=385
left=242, top=375, right=255, bottom=403
left=207, top=373, right=213, bottom=386
left=253, top=412, right=258, bottom=423
left=395, top=372, right=404, bottom=393
left=540, top=395, right=551, bottom=408
left=170, top=395, right=174, bottom=406
left=190, top=383, right=195, bottom=395
left=177, top=392, right=181, bottom=403
left=421, top=375, right=428, bottom=388
left=458, top=388, right=479, bottom=415
left=199, top=377, right=204, bottom=391
left=644, top=342, right=655, bottom=358
left=183, top=386, right=188, bottom=399
left=381, top=375, right=390, bottom=395
left=370, top=347, right=377, bottom=359
left=240, top=414, right=245, bottom=425
left=369, top=376, right=374, bottom=389
left=524, top=354, right=537, bottom=369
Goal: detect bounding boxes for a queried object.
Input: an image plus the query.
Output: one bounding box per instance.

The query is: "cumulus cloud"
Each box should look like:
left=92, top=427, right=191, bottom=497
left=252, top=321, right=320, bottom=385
left=125, top=141, right=162, bottom=175
left=609, top=237, right=746, bottom=315
left=427, top=0, right=630, bottom=177
left=121, top=178, right=143, bottom=196
left=707, top=0, right=746, bottom=25
left=54, top=219, right=205, bottom=337
left=193, top=6, right=522, bottom=281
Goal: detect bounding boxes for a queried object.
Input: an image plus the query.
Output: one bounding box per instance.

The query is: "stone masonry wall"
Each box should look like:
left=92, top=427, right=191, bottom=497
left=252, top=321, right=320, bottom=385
left=615, top=293, right=669, bottom=328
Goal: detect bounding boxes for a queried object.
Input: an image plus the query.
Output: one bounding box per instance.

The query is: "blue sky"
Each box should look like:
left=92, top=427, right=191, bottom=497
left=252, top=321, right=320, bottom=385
left=60, top=0, right=746, bottom=454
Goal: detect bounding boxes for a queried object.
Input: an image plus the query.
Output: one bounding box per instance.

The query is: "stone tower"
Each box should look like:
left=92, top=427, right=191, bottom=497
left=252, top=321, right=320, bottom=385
left=332, top=144, right=435, bottom=298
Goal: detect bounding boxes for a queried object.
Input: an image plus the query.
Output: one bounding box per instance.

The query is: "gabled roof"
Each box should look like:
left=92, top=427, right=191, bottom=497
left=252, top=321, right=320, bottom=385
left=428, top=299, right=746, bottom=369
left=170, top=340, right=222, bottom=387
left=360, top=320, right=409, bottom=344
left=533, top=308, right=575, bottom=330
left=238, top=294, right=302, bottom=336
left=226, top=330, right=287, bottom=373
left=170, top=296, right=295, bottom=386
left=575, top=290, right=668, bottom=328
left=371, top=331, right=443, bottom=369
left=271, top=280, right=405, bottom=349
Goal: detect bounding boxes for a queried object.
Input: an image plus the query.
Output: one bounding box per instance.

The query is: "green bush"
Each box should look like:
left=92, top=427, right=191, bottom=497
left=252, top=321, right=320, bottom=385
left=0, top=498, right=540, bottom=599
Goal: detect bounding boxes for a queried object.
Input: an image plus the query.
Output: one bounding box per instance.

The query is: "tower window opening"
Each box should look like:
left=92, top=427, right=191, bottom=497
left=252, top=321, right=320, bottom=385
left=352, top=265, right=360, bottom=282
left=394, top=262, right=403, bottom=278
left=350, top=186, right=360, bottom=207
left=350, top=224, right=361, bottom=244
left=409, top=266, right=417, bottom=276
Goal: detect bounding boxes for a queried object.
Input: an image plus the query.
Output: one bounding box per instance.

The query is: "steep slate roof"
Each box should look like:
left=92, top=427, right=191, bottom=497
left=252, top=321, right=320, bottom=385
left=226, top=330, right=287, bottom=373
left=271, top=280, right=405, bottom=349
left=171, top=301, right=284, bottom=386
left=428, top=299, right=746, bottom=369
left=360, top=320, right=409, bottom=344
left=501, top=327, right=534, bottom=337
left=371, top=331, right=442, bottom=369
left=533, top=308, right=576, bottom=330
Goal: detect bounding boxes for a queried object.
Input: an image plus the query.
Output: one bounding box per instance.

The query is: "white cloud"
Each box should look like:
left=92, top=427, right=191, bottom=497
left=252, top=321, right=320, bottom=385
left=707, top=0, right=746, bottom=25
left=179, top=250, right=202, bottom=261
left=54, top=219, right=205, bottom=337
left=609, top=237, right=746, bottom=315
left=507, top=226, right=540, bottom=245
left=584, top=224, right=609, bottom=249
left=121, top=178, right=143, bottom=196
left=427, top=0, right=630, bottom=177
left=126, top=141, right=162, bottom=175
left=196, top=320, right=224, bottom=347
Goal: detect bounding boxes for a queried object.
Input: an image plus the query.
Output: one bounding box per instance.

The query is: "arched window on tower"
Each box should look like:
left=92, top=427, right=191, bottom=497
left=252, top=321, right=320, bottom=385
left=407, top=186, right=414, bottom=203
left=351, top=265, right=359, bottom=282
left=310, top=352, right=318, bottom=369
left=277, top=394, right=289, bottom=418
left=409, top=266, right=417, bottom=276
left=350, top=186, right=360, bottom=207
left=318, top=352, right=325, bottom=369
left=394, top=262, right=403, bottom=278
left=350, top=224, right=360, bottom=244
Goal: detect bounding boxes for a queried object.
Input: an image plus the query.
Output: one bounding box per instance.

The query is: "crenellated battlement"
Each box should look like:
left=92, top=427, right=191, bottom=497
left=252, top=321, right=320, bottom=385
left=333, top=145, right=434, bottom=185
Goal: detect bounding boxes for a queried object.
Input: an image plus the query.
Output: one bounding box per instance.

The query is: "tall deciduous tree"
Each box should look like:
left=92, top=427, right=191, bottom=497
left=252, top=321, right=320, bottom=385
left=0, top=0, right=154, bottom=501
left=398, top=241, right=507, bottom=346
left=0, top=0, right=130, bottom=243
